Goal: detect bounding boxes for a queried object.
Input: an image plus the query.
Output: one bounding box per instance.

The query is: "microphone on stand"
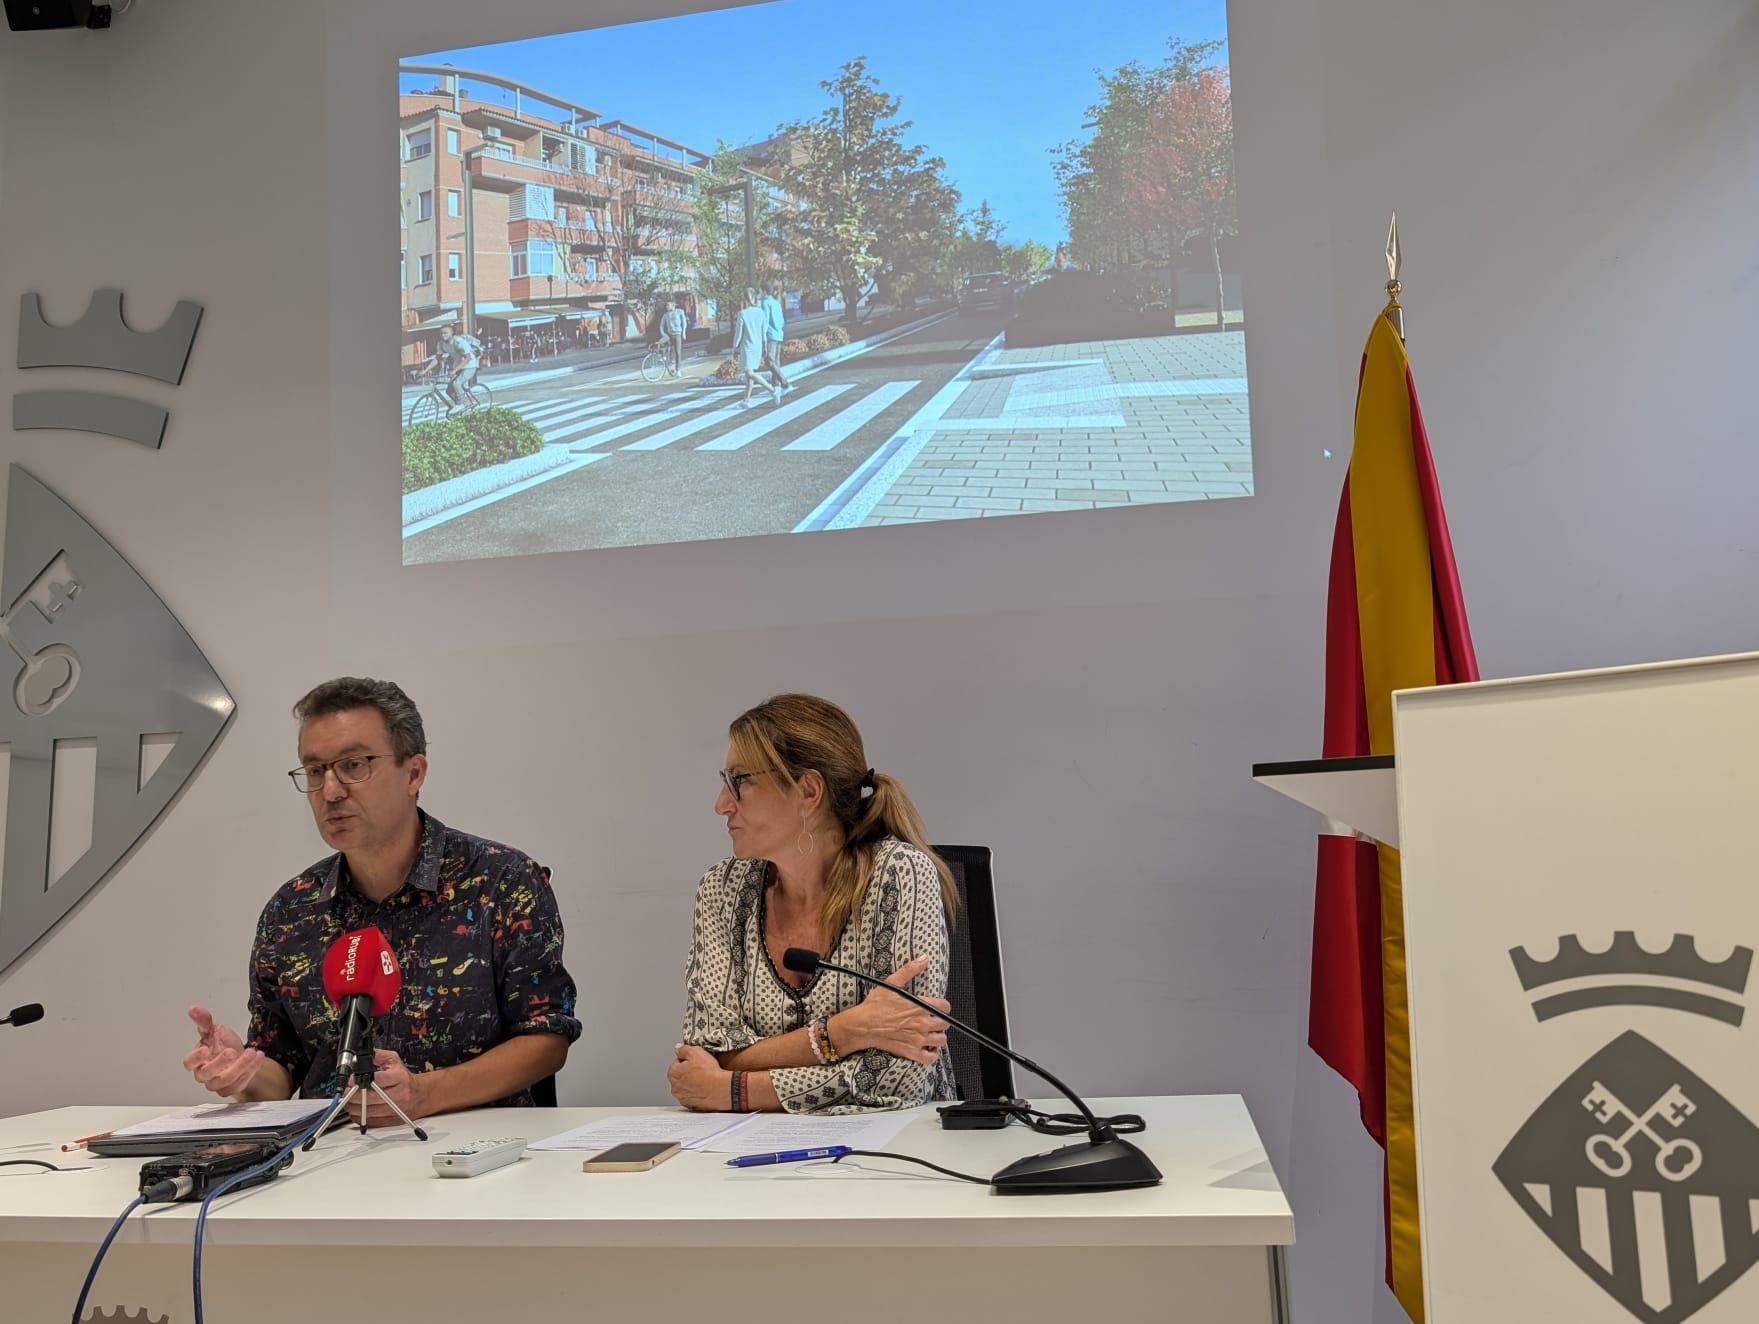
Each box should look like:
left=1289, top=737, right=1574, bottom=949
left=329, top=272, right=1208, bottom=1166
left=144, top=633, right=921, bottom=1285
left=323, top=928, right=401, bottom=1080
left=318, top=928, right=426, bottom=1141
left=782, top=948, right=1160, bottom=1194
left=0, top=1003, right=43, bottom=1028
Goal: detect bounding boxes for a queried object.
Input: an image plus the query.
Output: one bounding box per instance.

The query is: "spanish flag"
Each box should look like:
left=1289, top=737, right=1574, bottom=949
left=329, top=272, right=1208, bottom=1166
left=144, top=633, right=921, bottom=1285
left=1309, top=304, right=1478, bottom=1321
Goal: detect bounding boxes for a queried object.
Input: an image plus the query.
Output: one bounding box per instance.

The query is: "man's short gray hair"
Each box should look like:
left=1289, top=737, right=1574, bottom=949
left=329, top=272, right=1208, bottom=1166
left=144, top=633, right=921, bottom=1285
left=292, top=677, right=427, bottom=760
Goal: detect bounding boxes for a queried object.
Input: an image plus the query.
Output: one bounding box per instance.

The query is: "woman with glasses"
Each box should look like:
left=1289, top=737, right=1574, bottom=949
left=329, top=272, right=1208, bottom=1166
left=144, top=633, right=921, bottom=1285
left=668, top=694, right=960, bottom=1115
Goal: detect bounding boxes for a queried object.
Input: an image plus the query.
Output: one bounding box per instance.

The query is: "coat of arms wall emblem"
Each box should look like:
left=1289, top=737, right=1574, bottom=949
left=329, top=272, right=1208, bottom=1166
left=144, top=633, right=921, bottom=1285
left=1495, top=932, right=1757, bottom=1322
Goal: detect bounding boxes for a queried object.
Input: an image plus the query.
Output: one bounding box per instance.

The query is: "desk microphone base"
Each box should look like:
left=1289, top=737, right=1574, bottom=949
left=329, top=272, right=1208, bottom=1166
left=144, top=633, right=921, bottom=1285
left=991, top=1134, right=1162, bottom=1195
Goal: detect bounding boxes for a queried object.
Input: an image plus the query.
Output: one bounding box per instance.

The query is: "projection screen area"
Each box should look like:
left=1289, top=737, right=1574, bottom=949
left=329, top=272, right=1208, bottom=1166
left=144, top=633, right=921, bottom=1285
left=397, top=0, right=1250, bottom=563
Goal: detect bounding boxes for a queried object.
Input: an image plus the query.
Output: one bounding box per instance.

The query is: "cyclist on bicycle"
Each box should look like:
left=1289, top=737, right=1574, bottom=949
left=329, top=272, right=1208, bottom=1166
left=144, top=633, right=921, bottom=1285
left=426, top=323, right=484, bottom=415
left=659, top=301, right=688, bottom=375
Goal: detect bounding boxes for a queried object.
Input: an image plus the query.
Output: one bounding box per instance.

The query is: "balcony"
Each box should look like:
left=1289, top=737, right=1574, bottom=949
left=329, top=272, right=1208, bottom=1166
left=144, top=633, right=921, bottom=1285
left=510, top=276, right=620, bottom=301
left=507, top=218, right=610, bottom=248
left=469, top=154, right=616, bottom=196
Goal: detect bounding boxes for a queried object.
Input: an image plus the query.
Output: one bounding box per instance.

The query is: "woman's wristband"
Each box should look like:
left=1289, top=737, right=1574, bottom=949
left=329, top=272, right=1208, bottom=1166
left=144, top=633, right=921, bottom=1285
left=825, top=1009, right=856, bottom=1056
left=816, top=1014, right=842, bottom=1065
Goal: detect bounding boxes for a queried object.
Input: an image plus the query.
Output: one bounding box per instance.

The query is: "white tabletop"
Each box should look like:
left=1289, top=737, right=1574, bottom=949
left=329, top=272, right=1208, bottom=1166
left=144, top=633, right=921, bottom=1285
left=0, top=1095, right=1292, bottom=1250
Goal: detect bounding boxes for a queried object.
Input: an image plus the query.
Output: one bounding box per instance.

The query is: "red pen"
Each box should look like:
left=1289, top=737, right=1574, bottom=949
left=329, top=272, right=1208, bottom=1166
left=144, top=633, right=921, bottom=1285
left=59, top=1131, right=111, bottom=1152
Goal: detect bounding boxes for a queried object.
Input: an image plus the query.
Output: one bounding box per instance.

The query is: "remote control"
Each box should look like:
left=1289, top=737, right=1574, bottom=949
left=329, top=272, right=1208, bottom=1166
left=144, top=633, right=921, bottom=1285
left=432, top=1137, right=527, bottom=1178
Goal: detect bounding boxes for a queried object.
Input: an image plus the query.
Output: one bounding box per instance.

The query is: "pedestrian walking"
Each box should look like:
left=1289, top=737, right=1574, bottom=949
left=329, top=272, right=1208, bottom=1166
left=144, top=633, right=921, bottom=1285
left=732, top=288, right=772, bottom=409
left=760, top=283, right=791, bottom=403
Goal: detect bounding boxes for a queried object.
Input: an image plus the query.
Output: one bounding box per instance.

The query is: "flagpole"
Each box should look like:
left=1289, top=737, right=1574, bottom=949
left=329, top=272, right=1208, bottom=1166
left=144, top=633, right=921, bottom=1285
left=1384, top=211, right=1404, bottom=341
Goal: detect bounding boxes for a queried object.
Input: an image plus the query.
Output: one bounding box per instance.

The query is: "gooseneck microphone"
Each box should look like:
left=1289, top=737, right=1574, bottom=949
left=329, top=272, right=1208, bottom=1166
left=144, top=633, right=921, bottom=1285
left=782, top=947, right=1160, bottom=1194
left=1, top=1003, right=43, bottom=1028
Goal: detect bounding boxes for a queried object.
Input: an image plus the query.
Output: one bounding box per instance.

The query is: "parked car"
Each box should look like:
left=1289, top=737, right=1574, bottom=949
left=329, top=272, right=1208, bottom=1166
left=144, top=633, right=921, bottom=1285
left=959, top=272, right=1012, bottom=312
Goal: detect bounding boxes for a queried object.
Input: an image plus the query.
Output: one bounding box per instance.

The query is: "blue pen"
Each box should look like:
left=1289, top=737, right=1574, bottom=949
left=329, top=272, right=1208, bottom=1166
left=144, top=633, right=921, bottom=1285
left=726, top=1145, right=852, bottom=1168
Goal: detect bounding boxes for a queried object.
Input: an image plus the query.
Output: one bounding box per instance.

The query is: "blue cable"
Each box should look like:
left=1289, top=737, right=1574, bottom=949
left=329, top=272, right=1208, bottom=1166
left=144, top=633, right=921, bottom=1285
left=70, top=1194, right=146, bottom=1324
left=191, top=1095, right=347, bottom=1324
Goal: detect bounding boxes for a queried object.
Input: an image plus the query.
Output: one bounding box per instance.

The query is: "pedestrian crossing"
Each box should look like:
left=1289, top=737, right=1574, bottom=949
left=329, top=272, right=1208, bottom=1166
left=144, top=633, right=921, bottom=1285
left=496, top=380, right=920, bottom=455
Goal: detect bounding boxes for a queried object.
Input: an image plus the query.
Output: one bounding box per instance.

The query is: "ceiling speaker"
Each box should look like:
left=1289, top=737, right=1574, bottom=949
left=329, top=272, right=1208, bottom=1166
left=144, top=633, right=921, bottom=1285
left=4, top=0, right=111, bottom=31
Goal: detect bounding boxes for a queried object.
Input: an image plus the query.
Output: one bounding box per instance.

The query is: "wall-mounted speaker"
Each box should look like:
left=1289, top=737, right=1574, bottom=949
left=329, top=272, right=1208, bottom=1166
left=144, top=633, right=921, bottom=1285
left=4, top=0, right=111, bottom=31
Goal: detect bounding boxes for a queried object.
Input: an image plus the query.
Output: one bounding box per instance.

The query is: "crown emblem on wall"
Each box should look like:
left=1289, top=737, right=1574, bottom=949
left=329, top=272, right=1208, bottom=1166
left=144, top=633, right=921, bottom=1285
left=1509, top=932, right=1753, bottom=1024
left=79, top=1308, right=171, bottom=1324
left=12, top=289, right=204, bottom=448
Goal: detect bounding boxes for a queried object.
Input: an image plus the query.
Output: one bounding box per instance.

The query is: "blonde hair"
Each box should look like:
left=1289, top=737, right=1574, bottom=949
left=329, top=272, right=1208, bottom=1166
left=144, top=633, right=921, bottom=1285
left=729, top=694, right=958, bottom=949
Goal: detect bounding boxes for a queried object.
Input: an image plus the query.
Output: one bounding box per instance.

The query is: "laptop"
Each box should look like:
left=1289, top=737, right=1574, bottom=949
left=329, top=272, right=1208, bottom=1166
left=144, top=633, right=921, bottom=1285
left=87, top=1100, right=331, bottom=1157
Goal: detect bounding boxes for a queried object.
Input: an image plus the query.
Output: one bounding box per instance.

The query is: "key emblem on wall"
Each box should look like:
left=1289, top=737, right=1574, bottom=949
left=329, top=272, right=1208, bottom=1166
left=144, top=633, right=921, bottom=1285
left=0, top=467, right=234, bottom=976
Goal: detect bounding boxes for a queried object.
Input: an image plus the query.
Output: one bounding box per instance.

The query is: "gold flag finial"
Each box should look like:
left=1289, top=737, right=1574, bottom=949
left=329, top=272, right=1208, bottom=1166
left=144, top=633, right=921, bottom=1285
left=1384, top=211, right=1405, bottom=339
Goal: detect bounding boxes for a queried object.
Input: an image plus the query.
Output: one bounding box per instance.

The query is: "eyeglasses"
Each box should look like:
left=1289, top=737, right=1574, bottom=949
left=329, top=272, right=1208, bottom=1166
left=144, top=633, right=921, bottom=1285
left=719, top=767, right=774, bottom=801
left=288, top=754, right=395, bottom=794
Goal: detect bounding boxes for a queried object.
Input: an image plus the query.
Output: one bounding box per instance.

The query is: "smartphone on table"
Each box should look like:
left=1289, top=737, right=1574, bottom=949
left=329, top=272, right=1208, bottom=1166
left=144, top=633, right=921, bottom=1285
left=580, top=1141, right=681, bottom=1172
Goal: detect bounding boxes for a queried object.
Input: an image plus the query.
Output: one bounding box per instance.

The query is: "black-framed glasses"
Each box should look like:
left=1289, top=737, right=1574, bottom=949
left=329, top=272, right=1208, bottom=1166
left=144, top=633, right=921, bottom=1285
left=719, top=767, right=774, bottom=801
left=288, top=754, right=395, bottom=794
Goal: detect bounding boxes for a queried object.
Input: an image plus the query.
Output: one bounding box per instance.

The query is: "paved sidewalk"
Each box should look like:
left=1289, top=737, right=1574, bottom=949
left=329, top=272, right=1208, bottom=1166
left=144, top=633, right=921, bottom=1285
left=470, top=306, right=868, bottom=390
left=854, top=330, right=1251, bottom=526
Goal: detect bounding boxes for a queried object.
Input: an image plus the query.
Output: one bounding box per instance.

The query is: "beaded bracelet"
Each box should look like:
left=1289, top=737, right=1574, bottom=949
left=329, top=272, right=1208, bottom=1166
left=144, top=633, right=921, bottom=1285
left=807, top=1017, right=828, bottom=1066
left=817, top=1014, right=841, bottom=1065
left=730, top=1069, right=743, bottom=1112
left=738, top=1071, right=750, bottom=1112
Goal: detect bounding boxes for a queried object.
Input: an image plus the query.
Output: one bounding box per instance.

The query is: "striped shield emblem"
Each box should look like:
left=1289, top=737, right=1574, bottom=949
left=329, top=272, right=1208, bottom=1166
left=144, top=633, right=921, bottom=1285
left=1495, top=1030, right=1759, bottom=1323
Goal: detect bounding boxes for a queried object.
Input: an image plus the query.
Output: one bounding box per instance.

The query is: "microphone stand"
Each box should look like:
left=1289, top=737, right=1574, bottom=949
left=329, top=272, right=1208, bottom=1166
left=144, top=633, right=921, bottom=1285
left=307, top=1018, right=428, bottom=1146
left=789, top=949, right=1160, bottom=1194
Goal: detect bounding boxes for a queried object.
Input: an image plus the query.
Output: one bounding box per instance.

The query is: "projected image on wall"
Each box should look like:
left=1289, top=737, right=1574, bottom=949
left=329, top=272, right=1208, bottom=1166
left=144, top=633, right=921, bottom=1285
left=398, top=0, right=1249, bottom=562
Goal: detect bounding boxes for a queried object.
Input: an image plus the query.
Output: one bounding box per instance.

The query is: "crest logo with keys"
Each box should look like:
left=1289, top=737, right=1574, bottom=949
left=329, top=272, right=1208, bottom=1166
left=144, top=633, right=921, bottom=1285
left=1494, top=934, right=1759, bottom=1324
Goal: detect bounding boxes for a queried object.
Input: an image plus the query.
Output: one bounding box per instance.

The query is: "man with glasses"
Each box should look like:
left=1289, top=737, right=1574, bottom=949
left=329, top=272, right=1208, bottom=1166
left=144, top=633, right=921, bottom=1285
left=181, top=677, right=580, bottom=1120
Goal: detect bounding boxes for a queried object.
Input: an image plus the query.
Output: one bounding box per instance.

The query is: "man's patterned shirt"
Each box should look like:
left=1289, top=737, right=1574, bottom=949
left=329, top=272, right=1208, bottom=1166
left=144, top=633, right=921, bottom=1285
left=246, top=810, right=581, bottom=1103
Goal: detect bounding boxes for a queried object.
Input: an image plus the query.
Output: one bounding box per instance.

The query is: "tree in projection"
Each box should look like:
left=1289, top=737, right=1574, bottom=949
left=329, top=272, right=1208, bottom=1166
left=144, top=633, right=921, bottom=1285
left=690, top=144, right=784, bottom=331
left=775, top=58, right=961, bottom=321
left=1054, top=37, right=1237, bottom=321
left=1125, top=53, right=1236, bottom=326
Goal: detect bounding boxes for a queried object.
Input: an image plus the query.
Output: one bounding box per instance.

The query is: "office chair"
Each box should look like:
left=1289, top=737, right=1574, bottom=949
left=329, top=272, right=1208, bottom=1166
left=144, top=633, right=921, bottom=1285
left=931, top=844, right=1016, bottom=1101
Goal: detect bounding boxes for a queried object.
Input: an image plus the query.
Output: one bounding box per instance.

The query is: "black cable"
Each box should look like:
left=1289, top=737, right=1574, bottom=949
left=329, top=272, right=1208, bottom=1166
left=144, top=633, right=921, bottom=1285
left=831, top=1149, right=990, bottom=1184
left=0, top=1159, right=64, bottom=1172
left=1007, top=1101, right=1145, bottom=1136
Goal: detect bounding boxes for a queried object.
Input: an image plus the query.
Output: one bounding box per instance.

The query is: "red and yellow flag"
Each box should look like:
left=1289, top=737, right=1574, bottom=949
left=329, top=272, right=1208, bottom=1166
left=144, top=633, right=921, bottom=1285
left=1309, top=306, right=1478, bottom=1321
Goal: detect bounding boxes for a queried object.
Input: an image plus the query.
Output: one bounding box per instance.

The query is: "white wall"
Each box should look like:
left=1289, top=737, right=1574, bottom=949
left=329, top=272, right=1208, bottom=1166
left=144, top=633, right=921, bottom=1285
left=0, top=1, right=1754, bottom=1320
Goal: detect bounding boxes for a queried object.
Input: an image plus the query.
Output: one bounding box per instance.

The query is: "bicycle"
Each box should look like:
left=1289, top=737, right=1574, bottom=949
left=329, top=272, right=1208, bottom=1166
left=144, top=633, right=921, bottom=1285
left=406, top=372, right=494, bottom=427
left=640, top=343, right=684, bottom=383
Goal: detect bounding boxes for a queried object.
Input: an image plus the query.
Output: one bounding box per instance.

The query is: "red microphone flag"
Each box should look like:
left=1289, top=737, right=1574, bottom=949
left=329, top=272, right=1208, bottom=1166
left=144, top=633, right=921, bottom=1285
left=321, top=927, right=401, bottom=1015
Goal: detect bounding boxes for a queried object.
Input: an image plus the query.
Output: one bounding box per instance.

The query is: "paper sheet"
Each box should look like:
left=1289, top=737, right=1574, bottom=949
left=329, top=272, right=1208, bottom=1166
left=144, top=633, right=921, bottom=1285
left=528, top=1112, right=757, bottom=1151
left=692, top=1110, right=916, bottom=1154
left=106, top=1099, right=331, bottom=1139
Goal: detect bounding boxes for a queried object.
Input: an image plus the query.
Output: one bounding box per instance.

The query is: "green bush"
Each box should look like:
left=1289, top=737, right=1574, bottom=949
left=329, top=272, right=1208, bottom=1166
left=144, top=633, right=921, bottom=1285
left=822, top=325, right=851, bottom=348
left=402, top=407, right=545, bottom=493
left=778, top=337, right=811, bottom=363
left=805, top=332, right=833, bottom=353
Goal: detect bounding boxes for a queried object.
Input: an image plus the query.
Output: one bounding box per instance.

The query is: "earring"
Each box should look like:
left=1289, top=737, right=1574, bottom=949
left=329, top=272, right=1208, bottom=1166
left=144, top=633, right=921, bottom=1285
left=795, top=829, right=815, bottom=857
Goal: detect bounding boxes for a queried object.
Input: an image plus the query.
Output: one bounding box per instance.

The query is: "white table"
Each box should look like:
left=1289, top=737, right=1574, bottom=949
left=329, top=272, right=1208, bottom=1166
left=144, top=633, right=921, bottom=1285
left=0, top=1095, right=1293, bottom=1324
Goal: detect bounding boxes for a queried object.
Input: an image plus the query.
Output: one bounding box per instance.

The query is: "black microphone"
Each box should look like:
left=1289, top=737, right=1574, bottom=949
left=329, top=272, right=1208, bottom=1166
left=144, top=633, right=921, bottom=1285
left=782, top=948, right=1160, bottom=1194
left=335, top=998, right=372, bottom=1081
left=1, top=1003, right=43, bottom=1028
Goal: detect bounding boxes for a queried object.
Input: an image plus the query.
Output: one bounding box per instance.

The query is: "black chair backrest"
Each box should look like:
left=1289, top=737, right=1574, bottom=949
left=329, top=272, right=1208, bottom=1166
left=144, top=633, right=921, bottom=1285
left=531, top=1073, right=558, bottom=1108
left=932, top=844, right=1015, bottom=1101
